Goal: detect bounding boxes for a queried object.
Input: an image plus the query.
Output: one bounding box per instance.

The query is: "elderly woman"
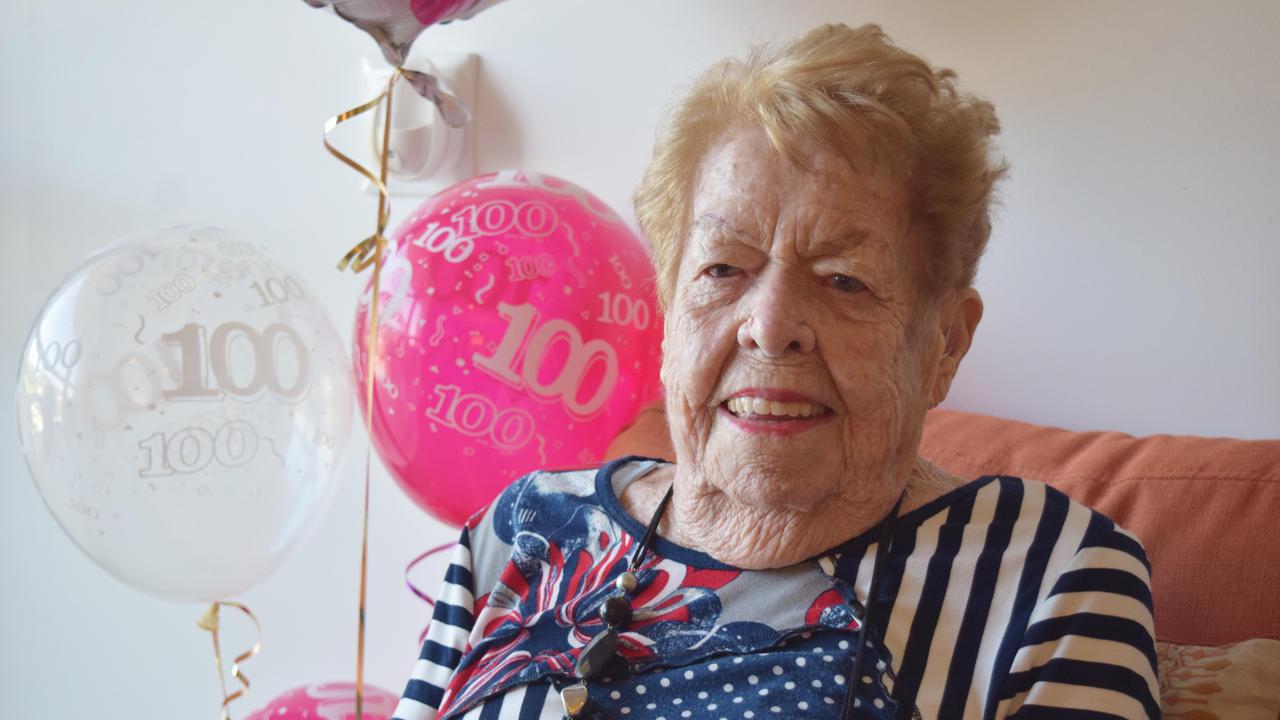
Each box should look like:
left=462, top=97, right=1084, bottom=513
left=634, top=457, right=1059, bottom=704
left=393, top=24, right=1159, bottom=720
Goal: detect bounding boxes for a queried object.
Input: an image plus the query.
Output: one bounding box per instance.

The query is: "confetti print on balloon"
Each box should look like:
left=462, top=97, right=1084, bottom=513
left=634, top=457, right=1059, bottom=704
left=262, top=437, right=285, bottom=466
left=566, top=258, right=586, bottom=289
left=563, top=223, right=581, bottom=257
left=474, top=273, right=495, bottom=304
left=534, top=434, right=547, bottom=466
left=429, top=316, right=446, bottom=346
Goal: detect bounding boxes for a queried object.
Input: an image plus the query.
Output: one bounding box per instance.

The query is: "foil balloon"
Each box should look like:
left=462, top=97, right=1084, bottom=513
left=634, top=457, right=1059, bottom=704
left=15, top=227, right=354, bottom=602
left=354, top=171, right=664, bottom=526
left=303, top=0, right=505, bottom=65
left=303, top=0, right=505, bottom=125
left=244, top=682, right=400, bottom=720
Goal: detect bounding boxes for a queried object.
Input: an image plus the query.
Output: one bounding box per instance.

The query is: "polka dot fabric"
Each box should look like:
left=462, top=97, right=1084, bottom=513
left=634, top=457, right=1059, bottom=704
left=584, top=632, right=897, bottom=720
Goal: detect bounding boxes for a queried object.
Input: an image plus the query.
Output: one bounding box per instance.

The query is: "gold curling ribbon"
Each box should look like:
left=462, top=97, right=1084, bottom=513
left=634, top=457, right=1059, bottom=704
left=197, top=601, right=262, bottom=720
left=322, top=66, right=401, bottom=720
left=326, top=68, right=401, bottom=274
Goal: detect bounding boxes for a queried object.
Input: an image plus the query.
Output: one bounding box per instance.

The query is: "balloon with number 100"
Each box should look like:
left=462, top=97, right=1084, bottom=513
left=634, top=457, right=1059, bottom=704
left=354, top=171, right=664, bottom=526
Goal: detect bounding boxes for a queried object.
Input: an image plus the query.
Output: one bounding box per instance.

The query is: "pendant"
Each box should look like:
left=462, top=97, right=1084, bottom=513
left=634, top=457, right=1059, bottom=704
left=560, top=682, right=589, bottom=717
left=598, top=594, right=633, bottom=627
left=575, top=628, right=618, bottom=680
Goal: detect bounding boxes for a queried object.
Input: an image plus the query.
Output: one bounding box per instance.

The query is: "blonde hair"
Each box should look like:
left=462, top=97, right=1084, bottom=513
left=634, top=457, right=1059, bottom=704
left=635, top=23, right=1008, bottom=309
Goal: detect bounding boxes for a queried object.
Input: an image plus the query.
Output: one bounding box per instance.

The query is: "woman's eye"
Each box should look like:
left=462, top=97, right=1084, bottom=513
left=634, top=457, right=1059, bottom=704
left=829, top=274, right=865, bottom=293
left=705, top=263, right=740, bottom=278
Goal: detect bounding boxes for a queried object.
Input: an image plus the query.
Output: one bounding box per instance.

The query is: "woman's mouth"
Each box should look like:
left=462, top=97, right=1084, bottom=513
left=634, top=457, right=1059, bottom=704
left=720, top=392, right=832, bottom=436
left=724, top=396, right=827, bottom=418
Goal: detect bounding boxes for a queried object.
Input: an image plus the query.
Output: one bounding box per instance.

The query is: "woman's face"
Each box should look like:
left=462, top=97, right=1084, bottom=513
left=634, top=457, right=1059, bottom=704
left=662, top=125, right=947, bottom=513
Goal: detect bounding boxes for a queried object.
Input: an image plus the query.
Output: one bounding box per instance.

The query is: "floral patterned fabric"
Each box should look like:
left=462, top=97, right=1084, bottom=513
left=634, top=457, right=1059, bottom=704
left=1157, top=639, right=1280, bottom=719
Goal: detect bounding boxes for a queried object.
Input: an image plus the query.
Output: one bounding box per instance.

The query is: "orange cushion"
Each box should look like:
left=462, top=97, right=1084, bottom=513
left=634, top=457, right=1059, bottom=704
left=605, top=405, right=1280, bottom=645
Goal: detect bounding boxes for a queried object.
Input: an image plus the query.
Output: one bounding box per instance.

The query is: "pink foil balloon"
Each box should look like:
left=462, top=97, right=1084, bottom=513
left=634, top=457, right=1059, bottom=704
left=244, top=682, right=399, bottom=720
left=354, top=171, right=664, bottom=526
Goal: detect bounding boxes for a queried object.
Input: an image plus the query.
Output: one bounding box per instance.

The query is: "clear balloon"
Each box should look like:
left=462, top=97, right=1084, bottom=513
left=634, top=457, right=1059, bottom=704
left=354, top=171, right=664, bottom=526
left=15, top=227, right=354, bottom=603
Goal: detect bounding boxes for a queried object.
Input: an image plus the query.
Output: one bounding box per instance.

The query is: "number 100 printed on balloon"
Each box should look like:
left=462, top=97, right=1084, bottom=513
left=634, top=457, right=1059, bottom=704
left=138, top=420, right=260, bottom=476
left=473, top=302, right=618, bottom=420
left=426, top=384, right=535, bottom=452
left=161, top=322, right=310, bottom=402
left=129, top=317, right=313, bottom=477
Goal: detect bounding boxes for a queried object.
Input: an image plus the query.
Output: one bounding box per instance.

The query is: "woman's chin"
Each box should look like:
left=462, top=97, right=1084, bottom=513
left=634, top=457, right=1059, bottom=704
left=705, top=456, right=841, bottom=513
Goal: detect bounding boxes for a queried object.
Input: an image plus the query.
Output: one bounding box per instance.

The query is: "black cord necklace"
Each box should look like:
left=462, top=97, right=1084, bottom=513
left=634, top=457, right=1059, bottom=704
left=560, top=484, right=674, bottom=717
left=841, top=491, right=903, bottom=720
left=559, top=485, right=902, bottom=719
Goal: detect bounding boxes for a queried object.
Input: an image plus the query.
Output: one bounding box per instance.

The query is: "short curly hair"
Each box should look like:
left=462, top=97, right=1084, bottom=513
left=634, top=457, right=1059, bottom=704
left=635, top=23, right=1008, bottom=309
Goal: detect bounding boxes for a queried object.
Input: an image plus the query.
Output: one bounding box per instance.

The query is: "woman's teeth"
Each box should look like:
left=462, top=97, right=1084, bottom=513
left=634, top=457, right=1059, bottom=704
left=725, top=396, right=825, bottom=419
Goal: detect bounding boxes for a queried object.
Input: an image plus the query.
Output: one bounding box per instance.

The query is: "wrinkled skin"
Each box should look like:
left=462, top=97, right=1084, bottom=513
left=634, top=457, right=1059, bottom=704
left=623, top=126, right=984, bottom=569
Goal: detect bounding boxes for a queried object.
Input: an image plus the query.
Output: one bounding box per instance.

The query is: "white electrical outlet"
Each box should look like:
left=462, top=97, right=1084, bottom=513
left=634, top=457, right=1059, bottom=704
left=360, top=52, right=478, bottom=196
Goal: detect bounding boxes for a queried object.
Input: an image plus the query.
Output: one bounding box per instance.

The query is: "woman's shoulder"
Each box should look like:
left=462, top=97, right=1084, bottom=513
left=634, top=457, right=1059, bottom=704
left=990, top=475, right=1148, bottom=557
left=884, top=474, right=1150, bottom=575
left=954, top=474, right=1151, bottom=586
left=910, top=473, right=1141, bottom=532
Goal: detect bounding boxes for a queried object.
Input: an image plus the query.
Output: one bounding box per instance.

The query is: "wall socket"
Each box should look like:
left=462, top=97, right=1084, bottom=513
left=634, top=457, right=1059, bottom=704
left=359, top=52, right=479, bottom=197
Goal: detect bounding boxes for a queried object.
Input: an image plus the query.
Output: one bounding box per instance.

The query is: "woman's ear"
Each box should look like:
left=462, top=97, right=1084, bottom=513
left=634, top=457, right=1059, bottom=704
left=928, top=287, right=983, bottom=408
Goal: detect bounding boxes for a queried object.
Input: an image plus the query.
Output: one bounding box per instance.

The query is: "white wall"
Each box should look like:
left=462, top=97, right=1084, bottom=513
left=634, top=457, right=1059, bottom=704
left=2, top=1, right=1277, bottom=717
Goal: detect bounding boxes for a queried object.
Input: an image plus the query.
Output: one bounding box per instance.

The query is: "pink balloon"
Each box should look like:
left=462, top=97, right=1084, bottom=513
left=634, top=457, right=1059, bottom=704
left=411, top=0, right=501, bottom=26
left=244, top=682, right=400, bottom=720
left=354, top=171, right=664, bottom=526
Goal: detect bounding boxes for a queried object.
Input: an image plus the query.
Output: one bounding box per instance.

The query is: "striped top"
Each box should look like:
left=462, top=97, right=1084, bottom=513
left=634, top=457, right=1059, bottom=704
left=393, top=457, right=1159, bottom=719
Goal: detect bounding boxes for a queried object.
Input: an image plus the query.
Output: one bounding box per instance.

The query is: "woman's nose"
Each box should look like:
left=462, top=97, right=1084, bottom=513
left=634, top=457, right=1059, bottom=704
left=736, top=270, right=817, bottom=357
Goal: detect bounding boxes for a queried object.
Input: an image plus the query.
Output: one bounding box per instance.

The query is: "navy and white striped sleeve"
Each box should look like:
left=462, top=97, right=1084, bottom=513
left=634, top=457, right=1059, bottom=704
left=392, top=527, right=477, bottom=720
left=1002, top=512, right=1161, bottom=719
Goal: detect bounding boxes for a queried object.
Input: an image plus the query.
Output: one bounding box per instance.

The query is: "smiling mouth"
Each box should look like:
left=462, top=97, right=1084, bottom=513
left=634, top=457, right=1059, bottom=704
left=723, top=396, right=831, bottom=420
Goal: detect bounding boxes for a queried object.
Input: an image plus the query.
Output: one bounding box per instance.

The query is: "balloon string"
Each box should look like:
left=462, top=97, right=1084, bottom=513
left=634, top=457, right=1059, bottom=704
left=324, top=68, right=403, bottom=273
left=197, top=601, right=262, bottom=720
left=406, top=542, right=457, bottom=644
left=324, top=67, right=401, bottom=720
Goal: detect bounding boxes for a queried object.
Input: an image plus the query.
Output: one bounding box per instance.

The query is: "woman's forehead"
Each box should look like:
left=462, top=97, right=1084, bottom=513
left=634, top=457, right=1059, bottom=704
left=691, top=128, right=911, bottom=219
left=689, top=128, right=912, bottom=256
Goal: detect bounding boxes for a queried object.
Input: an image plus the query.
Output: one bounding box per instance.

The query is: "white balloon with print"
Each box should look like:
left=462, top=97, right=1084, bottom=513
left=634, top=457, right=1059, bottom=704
left=15, top=227, right=354, bottom=602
